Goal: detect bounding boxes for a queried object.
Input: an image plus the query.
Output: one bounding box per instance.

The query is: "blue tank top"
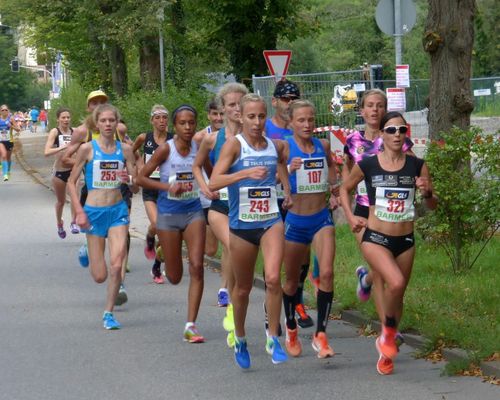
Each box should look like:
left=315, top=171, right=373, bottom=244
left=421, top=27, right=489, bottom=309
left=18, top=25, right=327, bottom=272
left=0, top=115, right=12, bottom=142
left=228, top=134, right=280, bottom=230
left=265, top=119, right=292, bottom=140
left=157, top=139, right=201, bottom=214
left=84, top=140, right=125, bottom=191
left=287, top=137, right=329, bottom=195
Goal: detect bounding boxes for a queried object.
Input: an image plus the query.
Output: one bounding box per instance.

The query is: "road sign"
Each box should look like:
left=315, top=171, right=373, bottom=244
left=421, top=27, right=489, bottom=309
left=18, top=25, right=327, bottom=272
left=396, top=64, right=410, bottom=88
left=376, top=0, right=417, bottom=36
left=263, top=50, right=292, bottom=80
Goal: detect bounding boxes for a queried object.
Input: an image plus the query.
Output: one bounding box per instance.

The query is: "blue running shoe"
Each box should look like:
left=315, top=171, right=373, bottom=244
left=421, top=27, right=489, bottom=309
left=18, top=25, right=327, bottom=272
left=78, top=244, right=89, bottom=267
left=103, top=312, right=121, bottom=330
left=217, top=288, right=229, bottom=307
left=234, top=338, right=251, bottom=369
left=265, top=336, right=288, bottom=364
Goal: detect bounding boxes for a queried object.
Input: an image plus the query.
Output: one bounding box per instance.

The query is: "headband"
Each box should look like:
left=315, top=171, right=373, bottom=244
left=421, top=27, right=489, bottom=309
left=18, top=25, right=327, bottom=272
left=172, top=104, right=197, bottom=122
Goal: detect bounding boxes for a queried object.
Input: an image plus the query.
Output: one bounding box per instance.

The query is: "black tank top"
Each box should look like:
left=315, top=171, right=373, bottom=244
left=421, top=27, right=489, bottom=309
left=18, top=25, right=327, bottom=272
left=358, top=155, right=424, bottom=223
left=54, top=127, right=74, bottom=148
left=143, top=131, right=159, bottom=161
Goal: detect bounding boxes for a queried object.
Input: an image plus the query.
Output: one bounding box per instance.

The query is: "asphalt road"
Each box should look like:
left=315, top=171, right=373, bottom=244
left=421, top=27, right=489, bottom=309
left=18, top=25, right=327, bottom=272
left=0, top=133, right=498, bottom=400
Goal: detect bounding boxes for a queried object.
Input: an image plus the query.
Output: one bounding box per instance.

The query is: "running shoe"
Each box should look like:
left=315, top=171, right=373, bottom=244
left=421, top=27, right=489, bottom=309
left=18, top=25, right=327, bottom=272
left=151, top=264, right=165, bottom=284
left=78, top=244, right=89, bottom=268
left=223, top=303, right=235, bottom=332
left=285, top=324, right=302, bottom=357
left=70, top=222, right=80, bottom=234
left=57, top=224, right=67, bottom=239
left=312, top=332, right=335, bottom=359
left=376, top=354, right=394, bottom=375
left=3, top=175, right=8, bottom=181
left=375, top=326, right=398, bottom=360
left=115, top=284, right=128, bottom=306
left=217, top=288, right=229, bottom=307
left=356, top=266, right=372, bottom=302
left=183, top=325, right=205, bottom=343
left=103, top=311, right=121, bottom=330
left=144, top=234, right=156, bottom=260
left=234, top=337, right=251, bottom=369
left=265, top=336, right=288, bottom=364
left=226, top=330, right=235, bottom=348
left=296, top=303, right=314, bottom=328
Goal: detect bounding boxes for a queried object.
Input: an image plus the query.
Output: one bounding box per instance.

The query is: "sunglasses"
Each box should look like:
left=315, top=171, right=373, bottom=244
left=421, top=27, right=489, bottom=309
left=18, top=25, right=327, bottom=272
left=1, top=109, right=8, bottom=111
left=279, top=96, right=299, bottom=103
left=383, top=125, right=408, bottom=134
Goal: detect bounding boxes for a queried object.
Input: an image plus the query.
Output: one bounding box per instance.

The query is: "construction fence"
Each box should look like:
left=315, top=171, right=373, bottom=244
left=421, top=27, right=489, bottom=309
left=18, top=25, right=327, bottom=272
left=252, top=71, right=500, bottom=141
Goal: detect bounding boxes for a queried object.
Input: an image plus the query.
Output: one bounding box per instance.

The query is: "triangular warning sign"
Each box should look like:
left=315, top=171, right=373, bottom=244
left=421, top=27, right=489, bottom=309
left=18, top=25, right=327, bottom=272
left=263, top=50, right=292, bottom=80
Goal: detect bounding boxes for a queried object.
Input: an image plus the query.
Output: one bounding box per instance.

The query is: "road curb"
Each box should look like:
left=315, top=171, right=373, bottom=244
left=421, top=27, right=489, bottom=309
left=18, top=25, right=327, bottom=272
left=16, top=135, right=498, bottom=379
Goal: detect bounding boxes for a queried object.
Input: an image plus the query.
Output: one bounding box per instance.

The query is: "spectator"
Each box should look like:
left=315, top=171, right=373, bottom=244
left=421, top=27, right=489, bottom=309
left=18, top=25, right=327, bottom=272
left=39, top=109, right=48, bottom=132
left=30, top=107, right=40, bottom=133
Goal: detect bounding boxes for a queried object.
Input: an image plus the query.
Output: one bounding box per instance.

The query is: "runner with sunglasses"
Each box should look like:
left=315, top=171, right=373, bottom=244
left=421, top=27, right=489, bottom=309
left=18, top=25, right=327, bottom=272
left=340, top=111, right=437, bottom=375
left=341, top=90, right=414, bottom=338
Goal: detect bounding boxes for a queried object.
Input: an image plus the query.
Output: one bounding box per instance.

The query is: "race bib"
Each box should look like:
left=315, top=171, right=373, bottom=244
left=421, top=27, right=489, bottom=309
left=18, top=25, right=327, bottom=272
left=0, top=130, right=9, bottom=141
left=374, top=187, right=415, bottom=222
left=238, top=186, right=279, bottom=222
left=92, top=160, right=123, bottom=189
left=219, top=187, right=229, bottom=201
left=145, top=153, right=160, bottom=179
left=295, top=157, right=328, bottom=194
left=58, top=134, right=72, bottom=147
left=167, top=171, right=199, bottom=200
left=357, top=180, right=368, bottom=196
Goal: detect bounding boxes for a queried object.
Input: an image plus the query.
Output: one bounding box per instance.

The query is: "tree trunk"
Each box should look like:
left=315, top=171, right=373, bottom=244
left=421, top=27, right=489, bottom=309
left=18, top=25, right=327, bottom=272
left=423, top=0, right=476, bottom=139
left=108, top=44, right=128, bottom=97
left=139, top=36, right=161, bottom=91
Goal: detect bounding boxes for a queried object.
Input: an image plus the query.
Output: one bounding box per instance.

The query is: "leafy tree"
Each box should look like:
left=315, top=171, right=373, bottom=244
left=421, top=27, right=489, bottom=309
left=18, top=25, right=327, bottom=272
left=0, top=30, right=36, bottom=110
left=417, top=127, right=500, bottom=272
left=198, top=0, right=312, bottom=81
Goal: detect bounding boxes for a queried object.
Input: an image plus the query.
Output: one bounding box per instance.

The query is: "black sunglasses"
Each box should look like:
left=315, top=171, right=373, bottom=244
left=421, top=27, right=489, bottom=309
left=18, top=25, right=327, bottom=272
left=383, top=125, right=408, bottom=134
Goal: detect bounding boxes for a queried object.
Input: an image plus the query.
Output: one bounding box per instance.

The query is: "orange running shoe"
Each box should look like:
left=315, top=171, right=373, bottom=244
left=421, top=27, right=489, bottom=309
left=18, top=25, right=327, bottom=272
left=376, top=354, right=394, bottom=375
left=285, top=324, right=302, bottom=357
left=295, top=303, right=314, bottom=328
left=312, top=332, right=335, bottom=359
left=376, top=326, right=398, bottom=360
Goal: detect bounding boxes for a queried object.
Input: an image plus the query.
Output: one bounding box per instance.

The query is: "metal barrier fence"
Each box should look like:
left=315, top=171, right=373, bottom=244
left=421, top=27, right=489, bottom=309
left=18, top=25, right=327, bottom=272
left=252, top=72, right=500, bottom=138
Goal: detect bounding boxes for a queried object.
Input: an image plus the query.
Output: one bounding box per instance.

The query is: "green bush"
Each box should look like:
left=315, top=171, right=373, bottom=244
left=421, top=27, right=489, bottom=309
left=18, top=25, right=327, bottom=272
left=416, top=126, right=500, bottom=273
left=48, top=81, right=212, bottom=138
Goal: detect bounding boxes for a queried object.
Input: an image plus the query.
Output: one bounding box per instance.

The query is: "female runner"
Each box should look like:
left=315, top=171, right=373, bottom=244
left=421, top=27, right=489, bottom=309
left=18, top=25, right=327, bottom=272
left=209, top=94, right=292, bottom=369
left=340, top=111, right=437, bottom=375
left=137, top=105, right=206, bottom=343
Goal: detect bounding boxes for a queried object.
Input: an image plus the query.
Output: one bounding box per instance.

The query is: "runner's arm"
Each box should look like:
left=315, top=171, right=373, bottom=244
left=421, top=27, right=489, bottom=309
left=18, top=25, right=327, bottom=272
left=44, top=128, right=64, bottom=157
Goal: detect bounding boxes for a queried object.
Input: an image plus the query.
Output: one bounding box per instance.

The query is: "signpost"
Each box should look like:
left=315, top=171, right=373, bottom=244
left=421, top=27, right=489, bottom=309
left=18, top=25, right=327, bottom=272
left=263, top=50, right=292, bottom=81
left=375, top=0, right=416, bottom=65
